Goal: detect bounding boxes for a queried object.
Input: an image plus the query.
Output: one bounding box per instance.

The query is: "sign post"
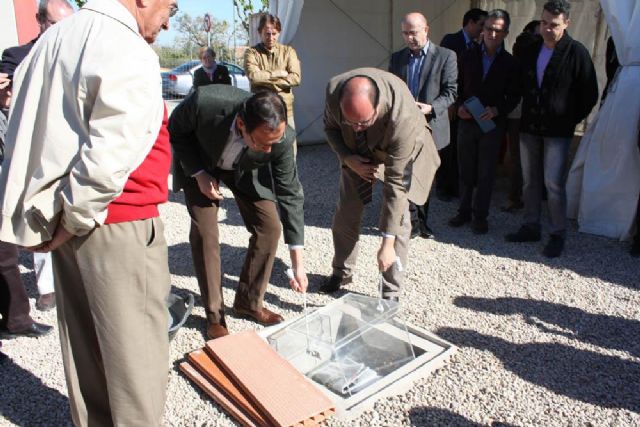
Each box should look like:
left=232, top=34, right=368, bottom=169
left=203, top=13, right=212, bottom=47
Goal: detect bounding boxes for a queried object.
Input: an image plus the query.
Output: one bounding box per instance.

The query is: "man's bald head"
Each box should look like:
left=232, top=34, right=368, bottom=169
left=401, top=12, right=429, bottom=53
left=36, top=0, right=74, bottom=33
left=402, top=12, right=428, bottom=27
left=117, top=0, right=178, bottom=44
left=339, top=76, right=379, bottom=130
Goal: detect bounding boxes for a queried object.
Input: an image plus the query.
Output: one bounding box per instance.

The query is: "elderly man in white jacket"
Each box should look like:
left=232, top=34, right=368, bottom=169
left=0, top=0, right=178, bottom=425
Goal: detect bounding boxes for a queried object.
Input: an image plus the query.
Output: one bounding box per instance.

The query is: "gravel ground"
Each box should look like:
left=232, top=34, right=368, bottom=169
left=1, top=143, right=639, bottom=427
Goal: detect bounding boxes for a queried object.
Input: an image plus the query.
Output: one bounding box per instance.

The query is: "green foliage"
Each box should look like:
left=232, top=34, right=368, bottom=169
left=74, top=0, right=87, bottom=7
left=233, top=0, right=268, bottom=35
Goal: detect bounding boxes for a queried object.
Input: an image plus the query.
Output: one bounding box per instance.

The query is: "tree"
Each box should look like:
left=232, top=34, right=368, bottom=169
left=74, top=0, right=87, bottom=7
left=169, top=13, right=237, bottom=62
left=233, top=0, right=268, bottom=35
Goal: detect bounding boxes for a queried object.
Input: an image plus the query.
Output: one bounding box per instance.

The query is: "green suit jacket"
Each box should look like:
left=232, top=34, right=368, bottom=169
left=168, top=85, right=304, bottom=245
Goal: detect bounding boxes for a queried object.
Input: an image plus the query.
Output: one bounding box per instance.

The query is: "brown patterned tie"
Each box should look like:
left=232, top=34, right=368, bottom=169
left=355, top=131, right=373, bottom=205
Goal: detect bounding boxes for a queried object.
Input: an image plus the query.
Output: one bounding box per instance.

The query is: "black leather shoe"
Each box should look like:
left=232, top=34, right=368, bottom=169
left=319, top=275, right=352, bottom=294
left=500, top=200, right=524, bottom=213
left=448, top=213, right=471, bottom=228
left=630, top=238, right=640, bottom=257
left=436, top=189, right=453, bottom=202
left=0, top=322, right=53, bottom=339
left=543, top=234, right=565, bottom=258
left=420, top=225, right=435, bottom=239
left=471, top=218, right=489, bottom=235
left=505, top=225, right=541, bottom=243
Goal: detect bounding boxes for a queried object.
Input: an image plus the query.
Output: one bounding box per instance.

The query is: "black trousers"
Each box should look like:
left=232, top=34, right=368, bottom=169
left=456, top=119, right=505, bottom=220
left=435, top=118, right=459, bottom=197
left=409, top=198, right=431, bottom=232
left=0, top=241, right=32, bottom=332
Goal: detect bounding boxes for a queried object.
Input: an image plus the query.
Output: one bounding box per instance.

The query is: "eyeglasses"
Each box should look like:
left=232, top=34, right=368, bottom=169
left=245, top=131, right=283, bottom=152
left=341, top=109, right=377, bottom=129
left=169, top=4, right=179, bottom=17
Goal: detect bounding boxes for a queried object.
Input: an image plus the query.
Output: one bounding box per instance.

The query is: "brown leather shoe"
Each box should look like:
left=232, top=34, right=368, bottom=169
left=207, top=324, right=229, bottom=340
left=232, top=306, right=284, bottom=326
left=36, top=293, right=56, bottom=311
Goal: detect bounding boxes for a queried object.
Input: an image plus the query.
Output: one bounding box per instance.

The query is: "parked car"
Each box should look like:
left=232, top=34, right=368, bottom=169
left=161, top=60, right=250, bottom=97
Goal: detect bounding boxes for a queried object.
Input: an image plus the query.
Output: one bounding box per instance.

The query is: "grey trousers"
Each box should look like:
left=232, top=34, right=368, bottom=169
left=331, top=167, right=411, bottom=299
left=53, top=218, right=170, bottom=427
left=520, top=133, right=572, bottom=235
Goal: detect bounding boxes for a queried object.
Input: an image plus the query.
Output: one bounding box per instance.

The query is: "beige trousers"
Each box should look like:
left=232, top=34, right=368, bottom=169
left=52, top=218, right=170, bottom=427
left=331, top=167, right=411, bottom=298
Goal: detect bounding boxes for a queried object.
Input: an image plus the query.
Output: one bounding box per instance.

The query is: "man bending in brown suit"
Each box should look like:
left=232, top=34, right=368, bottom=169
left=319, top=68, right=440, bottom=300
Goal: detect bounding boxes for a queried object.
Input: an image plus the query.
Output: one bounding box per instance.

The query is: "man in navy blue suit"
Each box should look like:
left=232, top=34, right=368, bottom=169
left=438, top=8, right=487, bottom=202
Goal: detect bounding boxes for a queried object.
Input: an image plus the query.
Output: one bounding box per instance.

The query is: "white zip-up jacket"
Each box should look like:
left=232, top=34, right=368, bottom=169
left=0, top=0, right=163, bottom=246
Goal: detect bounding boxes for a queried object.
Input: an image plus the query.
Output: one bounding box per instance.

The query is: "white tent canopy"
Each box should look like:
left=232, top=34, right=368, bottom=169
left=566, top=0, right=640, bottom=240
left=277, top=0, right=607, bottom=144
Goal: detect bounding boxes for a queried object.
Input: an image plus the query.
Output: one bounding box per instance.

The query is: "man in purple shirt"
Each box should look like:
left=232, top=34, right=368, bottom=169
left=505, top=0, right=598, bottom=257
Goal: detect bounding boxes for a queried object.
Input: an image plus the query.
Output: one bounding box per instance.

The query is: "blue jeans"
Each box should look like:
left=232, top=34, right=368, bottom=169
left=519, top=133, right=572, bottom=235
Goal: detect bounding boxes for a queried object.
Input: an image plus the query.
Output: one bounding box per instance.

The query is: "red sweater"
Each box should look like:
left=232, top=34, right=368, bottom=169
left=105, top=106, right=171, bottom=224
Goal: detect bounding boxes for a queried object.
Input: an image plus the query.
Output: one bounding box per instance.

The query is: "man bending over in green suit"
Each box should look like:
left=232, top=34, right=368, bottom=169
left=169, top=87, right=307, bottom=340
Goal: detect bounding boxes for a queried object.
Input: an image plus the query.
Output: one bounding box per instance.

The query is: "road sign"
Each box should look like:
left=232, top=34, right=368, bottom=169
left=203, top=13, right=211, bottom=33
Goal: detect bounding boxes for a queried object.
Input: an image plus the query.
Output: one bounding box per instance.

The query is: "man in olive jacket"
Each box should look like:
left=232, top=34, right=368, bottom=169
left=169, top=87, right=307, bottom=339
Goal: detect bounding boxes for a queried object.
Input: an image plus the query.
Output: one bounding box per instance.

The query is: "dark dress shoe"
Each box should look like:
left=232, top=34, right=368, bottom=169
left=420, top=225, right=435, bottom=239
left=630, top=238, right=640, bottom=257
left=0, top=322, right=53, bottom=339
left=318, top=275, right=352, bottom=294
left=36, top=292, right=56, bottom=311
left=448, top=213, right=471, bottom=227
left=471, top=218, right=489, bottom=235
left=207, top=324, right=229, bottom=340
left=436, top=189, right=453, bottom=202
left=232, top=306, right=284, bottom=326
left=542, top=234, right=565, bottom=258
left=500, top=200, right=524, bottom=213
left=505, top=225, right=541, bottom=243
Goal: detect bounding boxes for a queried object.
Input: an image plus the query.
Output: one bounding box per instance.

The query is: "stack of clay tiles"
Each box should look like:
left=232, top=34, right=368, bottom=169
left=180, top=330, right=336, bottom=426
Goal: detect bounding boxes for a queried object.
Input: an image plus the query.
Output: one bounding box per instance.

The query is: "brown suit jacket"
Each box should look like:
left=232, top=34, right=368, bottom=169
left=324, top=67, right=440, bottom=235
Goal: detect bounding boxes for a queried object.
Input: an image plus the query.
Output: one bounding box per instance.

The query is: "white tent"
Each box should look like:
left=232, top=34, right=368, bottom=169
left=566, top=0, right=640, bottom=240
left=272, top=0, right=607, bottom=145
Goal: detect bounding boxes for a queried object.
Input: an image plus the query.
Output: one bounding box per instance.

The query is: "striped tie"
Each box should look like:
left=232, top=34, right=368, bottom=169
left=355, top=131, right=373, bottom=205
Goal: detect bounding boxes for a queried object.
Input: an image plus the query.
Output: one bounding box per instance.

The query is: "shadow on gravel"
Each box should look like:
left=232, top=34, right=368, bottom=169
left=0, top=357, right=70, bottom=426
left=454, top=296, right=640, bottom=358
left=432, top=220, right=639, bottom=291
left=409, top=407, right=517, bottom=427
left=168, top=242, right=322, bottom=313
left=437, top=327, right=640, bottom=413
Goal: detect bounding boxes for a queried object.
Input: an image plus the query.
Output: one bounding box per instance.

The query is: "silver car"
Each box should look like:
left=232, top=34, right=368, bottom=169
left=162, top=60, right=250, bottom=97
